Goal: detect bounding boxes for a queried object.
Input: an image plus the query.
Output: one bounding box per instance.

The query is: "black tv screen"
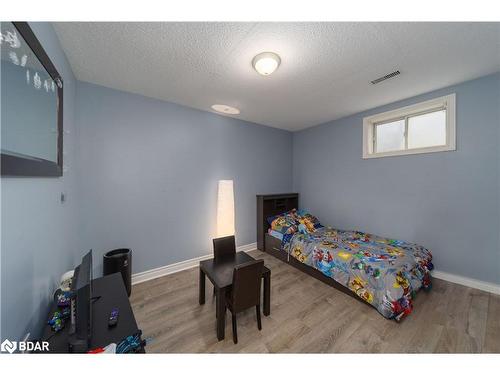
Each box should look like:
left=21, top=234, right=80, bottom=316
left=69, top=250, right=93, bottom=352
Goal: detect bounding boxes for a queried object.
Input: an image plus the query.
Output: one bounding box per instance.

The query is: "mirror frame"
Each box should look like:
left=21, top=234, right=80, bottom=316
left=1, top=22, right=63, bottom=177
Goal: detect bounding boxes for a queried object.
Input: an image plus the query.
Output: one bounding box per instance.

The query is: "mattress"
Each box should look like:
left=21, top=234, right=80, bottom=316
left=282, top=226, right=433, bottom=320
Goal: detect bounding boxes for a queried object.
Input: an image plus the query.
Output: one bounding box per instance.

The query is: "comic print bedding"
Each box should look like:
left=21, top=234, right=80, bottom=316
left=282, top=226, right=434, bottom=321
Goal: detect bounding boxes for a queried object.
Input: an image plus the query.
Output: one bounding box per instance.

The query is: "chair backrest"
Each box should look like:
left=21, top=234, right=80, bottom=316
left=231, top=260, right=264, bottom=313
left=213, top=235, right=236, bottom=260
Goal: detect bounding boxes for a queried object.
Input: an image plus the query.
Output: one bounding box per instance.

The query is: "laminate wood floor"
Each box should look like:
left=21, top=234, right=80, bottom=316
left=130, top=250, right=500, bottom=353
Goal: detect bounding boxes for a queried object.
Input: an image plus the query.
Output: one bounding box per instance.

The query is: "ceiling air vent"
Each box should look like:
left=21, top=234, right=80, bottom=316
left=371, top=70, right=400, bottom=85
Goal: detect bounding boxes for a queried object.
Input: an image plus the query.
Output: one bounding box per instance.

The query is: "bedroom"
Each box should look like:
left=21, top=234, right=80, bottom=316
left=0, top=0, right=499, bottom=372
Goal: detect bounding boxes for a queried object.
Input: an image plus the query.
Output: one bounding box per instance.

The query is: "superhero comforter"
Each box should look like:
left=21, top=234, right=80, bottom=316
left=282, top=227, right=433, bottom=320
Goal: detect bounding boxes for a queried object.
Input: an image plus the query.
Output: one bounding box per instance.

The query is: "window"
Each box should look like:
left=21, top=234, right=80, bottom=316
left=363, top=94, right=456, bottom=159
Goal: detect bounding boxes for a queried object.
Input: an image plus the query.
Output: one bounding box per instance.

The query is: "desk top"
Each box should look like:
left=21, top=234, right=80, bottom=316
left=200, top=252, right=270, bottom=289
left=41, top=273, right=140, bottom=353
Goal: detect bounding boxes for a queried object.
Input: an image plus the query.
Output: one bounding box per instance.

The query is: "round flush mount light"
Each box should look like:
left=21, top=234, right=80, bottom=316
left=211, top=104, right=240, bottom=115
left=252, top=52, right=281, bottom=76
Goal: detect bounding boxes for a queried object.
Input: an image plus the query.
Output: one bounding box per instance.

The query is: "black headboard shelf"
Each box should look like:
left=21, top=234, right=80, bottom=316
left=256, top=193, right=299, bottom=251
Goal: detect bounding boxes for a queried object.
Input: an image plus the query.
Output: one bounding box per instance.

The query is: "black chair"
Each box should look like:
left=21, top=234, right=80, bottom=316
left=213, top=235, right=236, bottom=260
left=212, top=235, right=237, bottom=298
left=226, top=259, right=264, bottom=344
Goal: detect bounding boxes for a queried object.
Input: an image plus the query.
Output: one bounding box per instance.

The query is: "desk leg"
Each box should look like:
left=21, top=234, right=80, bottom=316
left=199, top=268, right=205, bottom=305
left=263, top=272, right=271, bottom=316
left=216, top=288, right=226, bottom=341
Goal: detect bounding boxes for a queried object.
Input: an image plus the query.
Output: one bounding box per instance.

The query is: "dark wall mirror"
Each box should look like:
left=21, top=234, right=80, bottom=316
left=1, top=22, right=63, bottom=177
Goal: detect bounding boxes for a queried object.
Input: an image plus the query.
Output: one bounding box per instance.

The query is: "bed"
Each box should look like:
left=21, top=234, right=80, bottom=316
left=256, top=193, right=434, bottom=321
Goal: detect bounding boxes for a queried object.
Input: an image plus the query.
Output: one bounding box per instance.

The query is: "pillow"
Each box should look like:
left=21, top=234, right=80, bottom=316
left=266, top=209, right=296, bottom=225
left=295, top=209, right=323, bottom=233
left=267, top=209, right=298, bottom=235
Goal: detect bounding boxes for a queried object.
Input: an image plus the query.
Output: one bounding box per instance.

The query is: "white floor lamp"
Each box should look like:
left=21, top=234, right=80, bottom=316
left=216, top=180, right=235, bottom=239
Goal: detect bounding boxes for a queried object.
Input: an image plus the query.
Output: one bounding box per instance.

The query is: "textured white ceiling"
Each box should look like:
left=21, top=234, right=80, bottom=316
left=53, top=22, right=500, bottom=131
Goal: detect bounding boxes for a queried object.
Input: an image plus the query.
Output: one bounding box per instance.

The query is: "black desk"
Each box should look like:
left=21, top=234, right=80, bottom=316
left=40, top=273, right=143, bottom=353
left=199, top=252, right=271, bottom=341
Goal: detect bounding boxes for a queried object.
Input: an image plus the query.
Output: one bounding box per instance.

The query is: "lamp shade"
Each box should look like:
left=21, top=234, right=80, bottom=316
left=216, top=180, right=235, bottom=238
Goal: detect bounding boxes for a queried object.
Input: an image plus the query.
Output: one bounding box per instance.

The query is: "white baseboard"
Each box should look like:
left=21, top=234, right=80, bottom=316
left=432, top=270, right=500, bottom=295
left=131, top=242, right=257, bottom=285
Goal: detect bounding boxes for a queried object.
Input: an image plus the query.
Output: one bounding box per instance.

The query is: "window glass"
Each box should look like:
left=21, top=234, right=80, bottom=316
left=408, top=110, right=446, bottom=149
left=375, top=119, right=405, bottom=153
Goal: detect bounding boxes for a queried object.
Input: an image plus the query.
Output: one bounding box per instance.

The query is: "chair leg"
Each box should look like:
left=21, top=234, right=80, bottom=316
left=213, top=286, right=216, bottom=298
left=215, top=290, right=224, bottom=319
left=256, top=304, right=262, bottom=331
left=232, top=312, right=238, bottom=344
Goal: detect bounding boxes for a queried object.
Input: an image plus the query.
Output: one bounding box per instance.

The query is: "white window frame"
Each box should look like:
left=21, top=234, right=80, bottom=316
left=362, top=93, right=456, bottom=159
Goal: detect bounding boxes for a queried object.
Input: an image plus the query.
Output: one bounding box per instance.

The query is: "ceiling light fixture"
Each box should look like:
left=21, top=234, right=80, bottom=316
left=211, top=104, right=240, bottom=115
left=252, top=52, right=281, bottom=76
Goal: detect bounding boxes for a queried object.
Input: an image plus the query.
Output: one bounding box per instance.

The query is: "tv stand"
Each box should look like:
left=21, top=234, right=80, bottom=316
left=39, top=273, right=144, bottom=353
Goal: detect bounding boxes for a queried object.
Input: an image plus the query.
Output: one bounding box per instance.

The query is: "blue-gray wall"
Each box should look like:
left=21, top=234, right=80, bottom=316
left=75, top=82, right=293, bottom=275
left=1, top=22, right=80, bottom=341
left=293, top=73, right=500, bottom=284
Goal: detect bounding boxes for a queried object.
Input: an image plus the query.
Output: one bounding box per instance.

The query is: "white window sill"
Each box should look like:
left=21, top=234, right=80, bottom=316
left=362, top=144, right=456, bottom=159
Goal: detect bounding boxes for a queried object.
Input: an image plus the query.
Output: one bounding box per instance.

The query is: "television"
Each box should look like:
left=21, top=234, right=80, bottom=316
left=1, top=22, right=64, bottom=177
left=68, top=250, right=93, bottom=353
